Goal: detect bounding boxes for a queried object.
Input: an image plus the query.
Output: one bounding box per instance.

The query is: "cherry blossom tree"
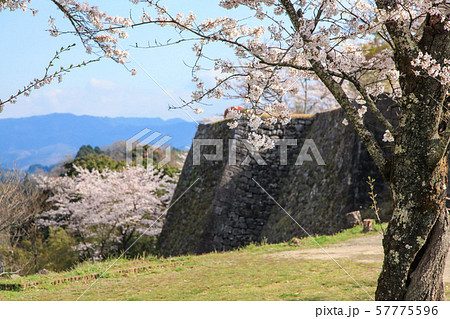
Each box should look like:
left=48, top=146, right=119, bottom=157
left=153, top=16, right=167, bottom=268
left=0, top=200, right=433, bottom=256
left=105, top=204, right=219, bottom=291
left=123, top=0, right=449, bottom=301
left=100, top=0, right=449, bottom=300
left=35, top=165, right=175, bottom=260
left=5, top=0, right=450, bottom=300
left=290, top=78, right=339, bottom=113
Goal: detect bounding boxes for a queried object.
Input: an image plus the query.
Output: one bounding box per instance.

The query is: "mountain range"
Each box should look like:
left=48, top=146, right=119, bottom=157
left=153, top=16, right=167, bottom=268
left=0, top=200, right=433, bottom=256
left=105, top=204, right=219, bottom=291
left=0, top=113, right=197, bottom=170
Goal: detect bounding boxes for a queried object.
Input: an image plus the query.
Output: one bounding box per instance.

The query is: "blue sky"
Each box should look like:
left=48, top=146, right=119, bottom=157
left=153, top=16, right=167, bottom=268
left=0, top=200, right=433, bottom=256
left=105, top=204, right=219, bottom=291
left=0, top=1, right=252, bottom=122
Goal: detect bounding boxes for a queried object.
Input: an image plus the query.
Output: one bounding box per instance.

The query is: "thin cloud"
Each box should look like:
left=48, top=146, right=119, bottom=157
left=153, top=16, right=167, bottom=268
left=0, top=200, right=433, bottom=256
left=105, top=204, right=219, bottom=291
left=89, top=78, right=117, bottom=90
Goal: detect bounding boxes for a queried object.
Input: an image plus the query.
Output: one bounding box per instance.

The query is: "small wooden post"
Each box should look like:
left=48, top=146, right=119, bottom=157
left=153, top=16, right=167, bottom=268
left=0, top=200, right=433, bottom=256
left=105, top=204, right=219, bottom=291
left=345, top=211, right=362, bottom=227
left=363, top=219, right=375, bottom=232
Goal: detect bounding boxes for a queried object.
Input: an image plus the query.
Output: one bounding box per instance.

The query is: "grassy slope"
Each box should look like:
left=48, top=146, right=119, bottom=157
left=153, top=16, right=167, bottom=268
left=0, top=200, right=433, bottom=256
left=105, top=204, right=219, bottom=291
left=1, top=224, right=449, bottom=301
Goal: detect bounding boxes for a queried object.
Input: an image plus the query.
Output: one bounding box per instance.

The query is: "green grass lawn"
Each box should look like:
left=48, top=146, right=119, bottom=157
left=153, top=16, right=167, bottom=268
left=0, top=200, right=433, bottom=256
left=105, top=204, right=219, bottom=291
left=1, top=224, right=448, bottom=301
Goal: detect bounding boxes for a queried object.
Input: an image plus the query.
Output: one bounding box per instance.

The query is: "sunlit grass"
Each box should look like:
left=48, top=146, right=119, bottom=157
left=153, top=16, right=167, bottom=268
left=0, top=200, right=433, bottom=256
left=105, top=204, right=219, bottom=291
left=3, top=224, right=446, bottom=301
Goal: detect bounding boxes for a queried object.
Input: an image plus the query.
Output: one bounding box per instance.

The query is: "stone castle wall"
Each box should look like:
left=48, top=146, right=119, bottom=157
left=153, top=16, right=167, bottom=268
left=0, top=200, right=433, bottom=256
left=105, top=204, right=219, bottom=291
left=157, top=100, right=396, bottom=256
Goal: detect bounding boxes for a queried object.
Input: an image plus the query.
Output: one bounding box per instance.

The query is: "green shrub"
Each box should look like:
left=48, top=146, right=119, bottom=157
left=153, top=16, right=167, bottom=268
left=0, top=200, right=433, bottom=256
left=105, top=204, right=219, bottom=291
left=39, top=228, right=78, bottom=272
left=64, top=154, right=126, bottom=176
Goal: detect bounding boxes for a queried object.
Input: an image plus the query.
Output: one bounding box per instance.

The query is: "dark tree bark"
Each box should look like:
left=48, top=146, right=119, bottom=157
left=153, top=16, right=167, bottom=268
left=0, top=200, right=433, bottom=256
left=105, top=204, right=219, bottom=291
left=374, top=63, right=450, bottom=299
left=373, top=66, right=450, bottom=300
left=373, top=1, right=450, bottom=300
left=376, top=148, right=450, bottom=300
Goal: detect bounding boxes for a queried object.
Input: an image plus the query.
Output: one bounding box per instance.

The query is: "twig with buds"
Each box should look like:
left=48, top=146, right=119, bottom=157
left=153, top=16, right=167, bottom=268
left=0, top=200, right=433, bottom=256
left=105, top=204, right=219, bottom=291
left=367, top=176, right=385, bottom=234
left=0, top=44, right=99, bottom=109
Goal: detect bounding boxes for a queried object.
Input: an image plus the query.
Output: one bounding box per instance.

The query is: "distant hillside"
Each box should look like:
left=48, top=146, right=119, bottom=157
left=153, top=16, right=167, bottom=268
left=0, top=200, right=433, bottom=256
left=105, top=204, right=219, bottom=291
left=0, top=113, right=197, bottom=169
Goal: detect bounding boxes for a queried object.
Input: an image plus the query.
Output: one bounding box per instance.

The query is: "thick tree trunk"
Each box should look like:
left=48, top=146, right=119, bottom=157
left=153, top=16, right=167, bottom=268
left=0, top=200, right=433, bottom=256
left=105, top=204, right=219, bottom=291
left=404, top=208, right=450, bottom=300
left=372, top=10, right=450, bottom=297
left=376, top=149, right=450, bottom=300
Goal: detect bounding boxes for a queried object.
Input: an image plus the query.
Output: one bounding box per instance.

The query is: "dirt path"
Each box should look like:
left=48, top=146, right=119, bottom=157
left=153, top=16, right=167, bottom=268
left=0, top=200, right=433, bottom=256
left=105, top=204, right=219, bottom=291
left=269, top=233, right=450, bottom=283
